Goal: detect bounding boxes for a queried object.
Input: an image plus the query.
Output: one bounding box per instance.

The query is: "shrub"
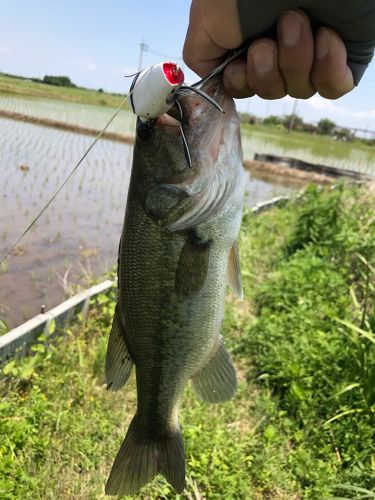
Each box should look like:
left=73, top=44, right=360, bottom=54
left=42, top=75, right=76, bottom=87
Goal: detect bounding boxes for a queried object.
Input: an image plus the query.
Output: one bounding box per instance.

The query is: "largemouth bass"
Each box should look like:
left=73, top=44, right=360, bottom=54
left=105, top=78, right=245, bottom=496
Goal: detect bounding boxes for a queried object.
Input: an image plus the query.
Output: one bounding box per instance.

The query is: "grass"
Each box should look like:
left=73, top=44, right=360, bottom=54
left=1, top=183, right=375, bottom=498
left=0, top=74, right=126, bottom=108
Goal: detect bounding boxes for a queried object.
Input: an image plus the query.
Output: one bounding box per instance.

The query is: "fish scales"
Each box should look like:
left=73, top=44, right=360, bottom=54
left=105, top=78, right=245, bottom=495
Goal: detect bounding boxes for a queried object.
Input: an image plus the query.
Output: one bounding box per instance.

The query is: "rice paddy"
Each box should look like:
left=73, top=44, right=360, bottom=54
left=0, top=95, right=136, bottom=136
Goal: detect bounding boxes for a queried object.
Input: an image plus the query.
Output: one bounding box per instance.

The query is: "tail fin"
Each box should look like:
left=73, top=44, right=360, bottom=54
left=105, top=416, right=185, bottom=496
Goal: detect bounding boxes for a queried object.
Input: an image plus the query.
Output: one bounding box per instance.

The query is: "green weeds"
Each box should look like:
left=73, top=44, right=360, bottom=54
left=238, top=183, right=375, bottom=496
left=1, top=183, right=374, bottom=498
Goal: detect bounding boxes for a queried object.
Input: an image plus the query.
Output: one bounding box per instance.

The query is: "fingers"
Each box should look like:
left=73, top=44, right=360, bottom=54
left=311, top=27, right=354, bottom=99
left=277, top=10, right=315, bottom=98
left=223, top=15, right=354, bottom=100
left=224, top=9, right=315, bottom=99
left=224, top=40, right=286, bottom=99
left=247, top=41, right=286, bottom=99
left=223, top=59, right=253, bottom=99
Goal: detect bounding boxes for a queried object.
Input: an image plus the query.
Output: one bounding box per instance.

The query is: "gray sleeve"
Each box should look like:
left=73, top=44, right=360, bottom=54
left=236, top=0, right=375, bottom=85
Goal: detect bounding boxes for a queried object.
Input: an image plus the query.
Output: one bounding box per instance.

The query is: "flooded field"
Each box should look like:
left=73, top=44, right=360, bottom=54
left=0, top=94, right=136, bottom=136
left=0, top=116, right=295, bottom=330
left=1, top=94, right=373, bottom=173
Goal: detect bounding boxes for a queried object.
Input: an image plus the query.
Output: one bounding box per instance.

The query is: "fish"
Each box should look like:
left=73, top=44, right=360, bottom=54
left=104, top=77, right=245, bottom=496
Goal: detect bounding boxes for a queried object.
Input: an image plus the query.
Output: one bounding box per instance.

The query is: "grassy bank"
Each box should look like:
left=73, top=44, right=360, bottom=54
left=0, top=74, right=125, bottom=108
left=1, top=184, right=374, bottom=498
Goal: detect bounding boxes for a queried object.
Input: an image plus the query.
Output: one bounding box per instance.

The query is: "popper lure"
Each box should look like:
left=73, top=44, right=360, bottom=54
left=129, top=62, right=185, bottom=121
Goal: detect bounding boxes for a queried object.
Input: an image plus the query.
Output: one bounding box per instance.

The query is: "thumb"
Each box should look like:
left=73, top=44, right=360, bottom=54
left=183, top=0, right=242, bottom=77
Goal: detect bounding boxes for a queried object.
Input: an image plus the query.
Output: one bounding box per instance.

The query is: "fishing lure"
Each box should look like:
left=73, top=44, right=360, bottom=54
left=129, top=62, right=185, bottom=121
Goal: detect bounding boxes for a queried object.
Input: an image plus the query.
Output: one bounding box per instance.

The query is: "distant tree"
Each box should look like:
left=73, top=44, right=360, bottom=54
left=97, top=88, right=104, bottom=93
left=263, top=115, right=283, bottom=126
left=43, top=75, right=76, bottom=87
left=334, top=127, right=354, bottom=142
left=317, top=118, right=336, bottom=135
left=283, top=114, right=304, bottom=131
left=301, top=122, right=318, bottom=134
left=239, top=112, right=259, bottom=125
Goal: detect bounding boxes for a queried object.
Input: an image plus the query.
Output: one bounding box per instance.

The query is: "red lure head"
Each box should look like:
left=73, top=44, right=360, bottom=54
left=162, top=62, right=184, bottom=85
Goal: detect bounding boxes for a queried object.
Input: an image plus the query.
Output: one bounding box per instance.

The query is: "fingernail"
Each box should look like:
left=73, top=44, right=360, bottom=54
left=250, top=44, right=275, bottom=74
left=316, top=28, right=331, bottom=60
left=279, top=11, right=303, bottom=46
left=225, top=61, right=247, bottom=91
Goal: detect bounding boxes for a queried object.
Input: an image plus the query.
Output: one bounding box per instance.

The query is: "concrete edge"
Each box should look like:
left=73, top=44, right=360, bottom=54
left=0, top=279, right=114, bottom=364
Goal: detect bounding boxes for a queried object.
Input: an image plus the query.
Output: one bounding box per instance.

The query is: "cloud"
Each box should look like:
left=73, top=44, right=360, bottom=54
left=69, top=59, right=97, bottom=71
left=86, top=62, right=97, bottom=71
left=0, top=46, right=10, bottom=54
left=307, top=94, right=375, bottom=120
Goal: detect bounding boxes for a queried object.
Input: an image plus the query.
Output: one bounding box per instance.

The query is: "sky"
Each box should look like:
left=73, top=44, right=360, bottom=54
left=1, top=0, right=374, bottom=132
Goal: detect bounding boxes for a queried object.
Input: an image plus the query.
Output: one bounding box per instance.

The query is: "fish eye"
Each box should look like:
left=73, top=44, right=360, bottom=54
left=137, top=122, right=154, bottom=141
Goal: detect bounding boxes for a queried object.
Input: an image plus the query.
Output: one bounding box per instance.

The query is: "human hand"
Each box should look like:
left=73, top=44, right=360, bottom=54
left=183, top=0, right=375, bottom=100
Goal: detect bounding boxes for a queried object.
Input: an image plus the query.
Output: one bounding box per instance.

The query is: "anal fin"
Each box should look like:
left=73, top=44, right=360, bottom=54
left=192, top=336, right=237, bottom=403
left=105, top=305, right=133, bottom=391
left=227, top=240, right=243, bottom=300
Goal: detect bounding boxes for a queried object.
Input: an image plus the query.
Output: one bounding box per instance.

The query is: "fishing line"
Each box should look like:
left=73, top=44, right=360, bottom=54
left=0, top=68, right=152, bottom=266
left=192, top=45, right=248, bottom=89
left=175, top=98, right=192, bottom=168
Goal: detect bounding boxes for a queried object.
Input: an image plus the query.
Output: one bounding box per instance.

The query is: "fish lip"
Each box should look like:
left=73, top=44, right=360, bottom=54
left=156, top=114, right=180, bottom=128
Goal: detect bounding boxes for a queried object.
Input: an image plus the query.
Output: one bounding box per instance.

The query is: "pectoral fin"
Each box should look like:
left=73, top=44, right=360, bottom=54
left=105, top=305, right=133, bottom=391
left=227, top=240, right=243, bottom=300
left=175, top=231, right=211, bottom=296
left=192, top=336, right=237, bottom=403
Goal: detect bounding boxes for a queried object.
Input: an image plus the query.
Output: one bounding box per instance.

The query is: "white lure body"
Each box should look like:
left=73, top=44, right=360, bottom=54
left=130, top=62, right=184, bottom=122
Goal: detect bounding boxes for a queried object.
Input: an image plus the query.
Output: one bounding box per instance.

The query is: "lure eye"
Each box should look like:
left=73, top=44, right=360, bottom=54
left=137, top=121, right=154, bottom=141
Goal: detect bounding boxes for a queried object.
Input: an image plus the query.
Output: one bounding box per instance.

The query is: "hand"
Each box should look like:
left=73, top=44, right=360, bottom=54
left=183, top=0, right=354, bottom=100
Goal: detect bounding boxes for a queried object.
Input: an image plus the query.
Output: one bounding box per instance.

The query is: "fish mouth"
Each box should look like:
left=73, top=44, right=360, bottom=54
left=154, top=78, right=240, bottom=168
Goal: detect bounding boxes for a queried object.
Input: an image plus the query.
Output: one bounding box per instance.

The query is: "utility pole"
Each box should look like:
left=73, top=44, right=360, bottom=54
left=288, top=98, right=298, bottom=133
left=138, top=39, right=148, bottom=72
